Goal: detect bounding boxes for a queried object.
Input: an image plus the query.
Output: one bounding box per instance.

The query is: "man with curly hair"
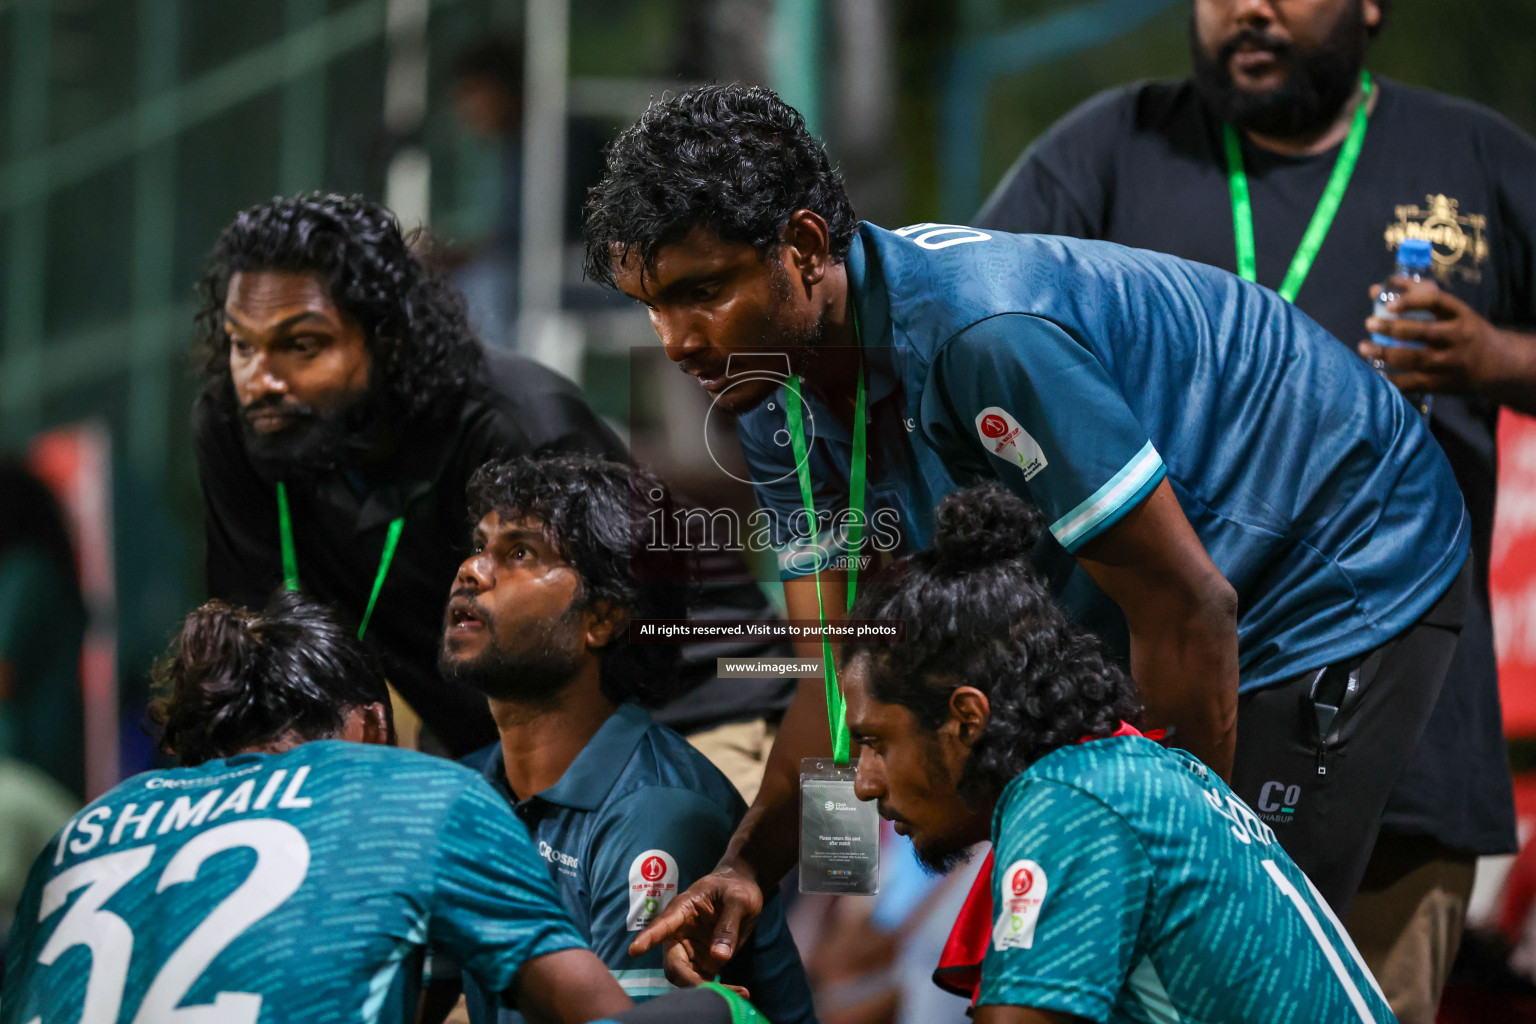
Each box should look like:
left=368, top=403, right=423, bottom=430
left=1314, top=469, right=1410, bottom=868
left=192, top=193, right=793, bottom=765
left=840, top=483, right=1394, bottom=1024
left=433, top=454, right=814, bottom=1023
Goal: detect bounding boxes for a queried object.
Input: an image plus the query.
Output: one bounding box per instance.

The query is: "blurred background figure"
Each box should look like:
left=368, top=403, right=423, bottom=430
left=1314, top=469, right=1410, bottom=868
left=0, top=460, right=86, bottom=798
left=444, top=38, right=528, bottom=352
left=0, top=460, right=85, bottom=974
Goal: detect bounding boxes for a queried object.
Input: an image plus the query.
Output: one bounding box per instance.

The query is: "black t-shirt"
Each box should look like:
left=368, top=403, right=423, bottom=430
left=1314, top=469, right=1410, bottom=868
left=977, top=76, right=1536, bottom=854
left=195, top=349, right=793, bottom=757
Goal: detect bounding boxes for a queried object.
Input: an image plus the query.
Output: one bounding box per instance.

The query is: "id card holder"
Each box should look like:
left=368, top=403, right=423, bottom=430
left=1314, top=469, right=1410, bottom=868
left=799, top=758, right=880, bottom=895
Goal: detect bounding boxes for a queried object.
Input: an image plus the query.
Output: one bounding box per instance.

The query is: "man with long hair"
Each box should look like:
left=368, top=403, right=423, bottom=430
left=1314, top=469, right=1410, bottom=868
left=840, top=485, right=1394, bottom=1023
left=192, top=193, right=793, bottom=771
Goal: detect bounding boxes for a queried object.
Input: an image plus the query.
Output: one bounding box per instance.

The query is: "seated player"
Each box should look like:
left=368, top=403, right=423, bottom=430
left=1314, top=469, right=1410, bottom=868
left=840, top=484, right=1397, bottom=1024
left=437, top=455, right=815, bottom=1023
left=0, top=592, right=761, bottom=1024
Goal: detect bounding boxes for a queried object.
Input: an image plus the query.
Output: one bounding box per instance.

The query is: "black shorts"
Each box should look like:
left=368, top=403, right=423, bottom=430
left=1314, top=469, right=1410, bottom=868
left=1230, top=560, right=1471, bottom=918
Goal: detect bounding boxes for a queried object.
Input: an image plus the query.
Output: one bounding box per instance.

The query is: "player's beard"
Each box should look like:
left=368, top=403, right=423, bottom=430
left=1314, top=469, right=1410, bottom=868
left=904, top=738, right=982, bottom=877
left=1190, top=0, right=1367, bottom=139
left=438, top=606, right=584, bottom=706
left=239, top=384, right=382, bottom=485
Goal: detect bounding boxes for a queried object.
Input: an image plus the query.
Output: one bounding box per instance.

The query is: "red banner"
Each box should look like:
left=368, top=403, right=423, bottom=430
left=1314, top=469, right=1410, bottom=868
left=28, top=421, right=117, bottom=797
left=1493, top=411, right=1536, bottom=736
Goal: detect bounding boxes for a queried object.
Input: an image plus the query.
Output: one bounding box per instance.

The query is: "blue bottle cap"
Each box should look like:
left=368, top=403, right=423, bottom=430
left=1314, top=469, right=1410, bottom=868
left=1396, top=238, right=1433, bottom=269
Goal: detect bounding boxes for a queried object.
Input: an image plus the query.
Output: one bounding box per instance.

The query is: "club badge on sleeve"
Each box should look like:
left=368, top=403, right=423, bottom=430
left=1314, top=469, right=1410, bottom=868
left=993, top=859, right=1049, bottom=950
left=975, top=408, right=1047, bottom=481
left=627, top=849, right=679, bottom=931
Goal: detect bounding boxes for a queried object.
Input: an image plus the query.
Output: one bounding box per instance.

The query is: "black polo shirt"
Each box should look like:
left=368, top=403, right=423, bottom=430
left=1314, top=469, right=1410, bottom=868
left=977, top=76, right=1535, bottom=855
left=195, top=348, right=792, bottom=757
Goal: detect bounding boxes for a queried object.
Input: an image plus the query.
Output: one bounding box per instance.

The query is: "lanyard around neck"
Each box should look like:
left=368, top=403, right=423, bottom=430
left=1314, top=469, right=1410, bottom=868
left=783, top=314, right=867, bottom=766
left=1223, top=70, right=1373, bottom=303
left=276, top=481, right=404, bottom=640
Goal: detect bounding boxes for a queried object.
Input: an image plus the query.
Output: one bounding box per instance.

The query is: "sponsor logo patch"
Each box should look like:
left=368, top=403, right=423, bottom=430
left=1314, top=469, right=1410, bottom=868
left=974, top=407, right=1047, bottom=481
left=627, top=849, right=679, bottom=932
left=993, top=859, right=1048, bottom=950
left=1256, top=780, right=1302, bottom=824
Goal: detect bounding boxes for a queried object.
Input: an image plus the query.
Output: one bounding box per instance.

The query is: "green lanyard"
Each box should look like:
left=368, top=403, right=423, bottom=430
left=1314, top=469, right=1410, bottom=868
left=276, top=481, right=404, bottom=640
left=1223, top=70, right=1373, bottom=302
left=783, top=318, right=867, bottom=766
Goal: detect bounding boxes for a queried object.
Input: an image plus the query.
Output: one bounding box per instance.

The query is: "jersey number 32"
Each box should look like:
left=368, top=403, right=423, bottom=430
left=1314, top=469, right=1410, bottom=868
left=31, top=819, right=309, bottom=1024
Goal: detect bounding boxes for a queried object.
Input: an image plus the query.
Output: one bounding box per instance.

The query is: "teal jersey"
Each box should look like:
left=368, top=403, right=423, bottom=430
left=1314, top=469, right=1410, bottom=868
left=1, top=742, right=586, bottom=1024
left=980, top=737, right=1396, bottom=1023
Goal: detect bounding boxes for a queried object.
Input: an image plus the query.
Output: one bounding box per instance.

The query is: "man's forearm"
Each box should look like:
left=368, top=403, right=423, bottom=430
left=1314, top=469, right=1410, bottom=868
left=1128, top=597, right=1239, bottom=779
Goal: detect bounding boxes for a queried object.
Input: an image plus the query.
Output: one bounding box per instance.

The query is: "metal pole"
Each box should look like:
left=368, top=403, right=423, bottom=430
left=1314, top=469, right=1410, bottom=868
left=2, top=0, right=52, bottom=436
left=281, top=0, right=330, bottom=193
left=127, top=0, right=180, bottom=491
left=519, top=0, right=580, bottom=380
left=383, top=0, right=432, bottom=229
left=770, top=0, right=821, bottom=134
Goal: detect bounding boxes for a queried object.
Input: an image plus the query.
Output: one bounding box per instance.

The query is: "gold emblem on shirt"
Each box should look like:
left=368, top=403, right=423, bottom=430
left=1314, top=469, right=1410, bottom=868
left=1383, top=194, right=1489, bottom=284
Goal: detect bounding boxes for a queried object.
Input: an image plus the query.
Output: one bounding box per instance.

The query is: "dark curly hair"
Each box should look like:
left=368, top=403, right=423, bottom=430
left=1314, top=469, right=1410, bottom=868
left=582, top=83, right=859, bottom=288
left=844, top=484, right=1140, bottom=808
left=465, top=454, right=687, bottom=708
left=193, top=192, right=483, bottom=422
left=148, top=590, right=393, bottom=767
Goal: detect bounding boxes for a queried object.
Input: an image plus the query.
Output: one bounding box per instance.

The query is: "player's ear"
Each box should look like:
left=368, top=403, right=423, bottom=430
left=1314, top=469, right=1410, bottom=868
left=341, top=702, right=392, bottom=746
left=582, top=600, right=624, bottom=651
left=949, top=687, right=991, bottom=748
left=781, top=210, right=833, bottom=288
left=1362, top=0, right=1382, bottom=32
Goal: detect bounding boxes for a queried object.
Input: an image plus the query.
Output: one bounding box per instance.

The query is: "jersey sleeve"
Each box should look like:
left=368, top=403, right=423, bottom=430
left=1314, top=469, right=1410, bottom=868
left=978, top=781, right=1153, bottom=1021
left=736, top=405, right=854, bottom=580
left=582, top=786, right=735, bottom=999
left=428, top=779, right=589, bottom=999
left=925, top=314, right=1166, bottom=553
left=974, top=87, right=1128, bottom=235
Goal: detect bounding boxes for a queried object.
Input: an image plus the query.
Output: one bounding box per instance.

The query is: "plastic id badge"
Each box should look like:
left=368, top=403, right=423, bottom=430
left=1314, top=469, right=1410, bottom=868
left=800, top=758, right=880, bottom=895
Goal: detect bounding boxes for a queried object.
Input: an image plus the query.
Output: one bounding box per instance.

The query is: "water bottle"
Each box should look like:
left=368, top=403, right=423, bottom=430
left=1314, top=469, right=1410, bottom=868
left=1371, top=238, right=1435, bottom=363
left=1371, top=237, right=1435, bottom=416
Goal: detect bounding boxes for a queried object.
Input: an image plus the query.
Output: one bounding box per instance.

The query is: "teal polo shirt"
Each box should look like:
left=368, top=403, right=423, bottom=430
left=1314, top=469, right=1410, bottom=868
left=459, top=702, right=816, bottom=1024
left=736, top=221, right=1469, bottom=691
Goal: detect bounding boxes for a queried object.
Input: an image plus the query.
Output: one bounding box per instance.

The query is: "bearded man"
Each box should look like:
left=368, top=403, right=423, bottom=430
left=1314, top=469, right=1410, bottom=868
left=190, top=193, right=794, bottom=777
left=975, top=1, right=1536, bottom=1017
